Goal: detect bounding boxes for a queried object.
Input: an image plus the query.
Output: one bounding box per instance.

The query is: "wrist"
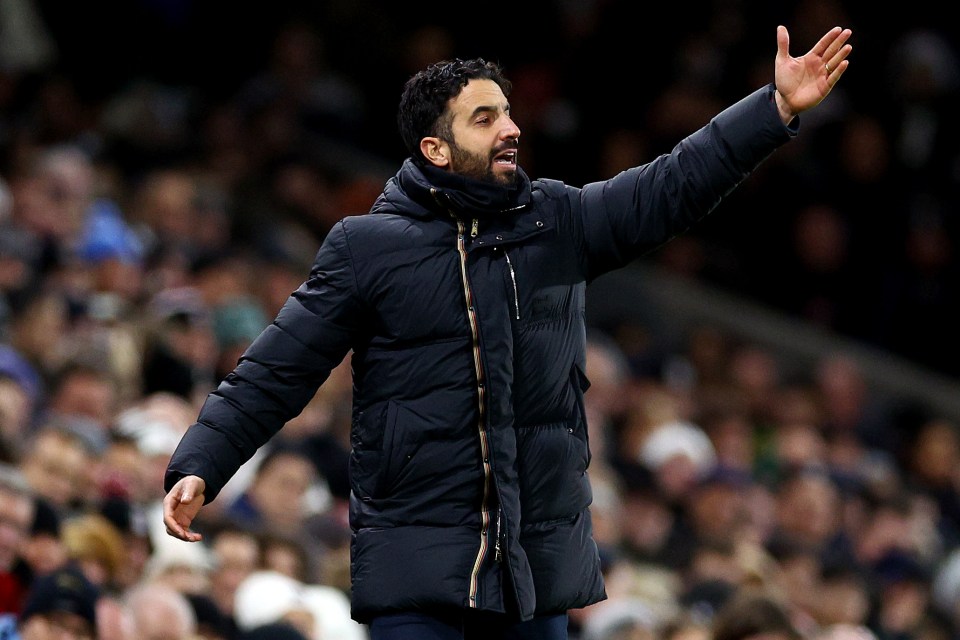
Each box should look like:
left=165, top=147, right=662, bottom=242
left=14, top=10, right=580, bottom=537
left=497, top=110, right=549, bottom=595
left=774, top=90, right=796, bottom=125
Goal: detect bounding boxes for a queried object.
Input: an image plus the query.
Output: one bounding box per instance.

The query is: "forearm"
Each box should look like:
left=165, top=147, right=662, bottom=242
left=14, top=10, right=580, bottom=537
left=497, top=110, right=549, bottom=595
left=580, top=84, right=797, bottom=274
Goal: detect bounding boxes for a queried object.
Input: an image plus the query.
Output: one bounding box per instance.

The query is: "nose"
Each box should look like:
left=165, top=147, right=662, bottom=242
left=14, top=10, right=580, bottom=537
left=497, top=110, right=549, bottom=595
left=501, top=115, right=520, bottom=141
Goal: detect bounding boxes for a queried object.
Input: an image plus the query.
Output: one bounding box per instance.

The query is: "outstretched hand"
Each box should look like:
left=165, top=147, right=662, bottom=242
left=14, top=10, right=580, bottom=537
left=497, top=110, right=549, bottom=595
left=162, top=475, right=207, bottom=542
left=774, top=25, right=852, bottom=124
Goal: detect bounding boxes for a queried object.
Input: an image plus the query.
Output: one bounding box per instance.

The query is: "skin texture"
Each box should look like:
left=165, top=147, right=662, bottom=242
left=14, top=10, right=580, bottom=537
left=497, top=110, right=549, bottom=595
left=163, top=24, right=853, bottom=544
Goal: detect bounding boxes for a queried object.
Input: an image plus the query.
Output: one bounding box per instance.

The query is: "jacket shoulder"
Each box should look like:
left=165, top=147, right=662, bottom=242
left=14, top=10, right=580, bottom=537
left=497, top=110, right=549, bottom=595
left=336, top=212, right=400, bottom=248
left=532, top=177, right=573, bottom=200
left=340, top=211, right=413, bottom=235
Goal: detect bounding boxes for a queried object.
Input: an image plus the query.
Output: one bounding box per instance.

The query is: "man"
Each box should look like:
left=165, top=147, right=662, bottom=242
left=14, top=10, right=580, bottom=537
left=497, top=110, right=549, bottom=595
left=164, top=25, right=852, bottom=639
left=17, top=426, right=95, bottom=516
left=123, top=582, right=198, bottom=640
left=8, top=565, right=100, bottom=640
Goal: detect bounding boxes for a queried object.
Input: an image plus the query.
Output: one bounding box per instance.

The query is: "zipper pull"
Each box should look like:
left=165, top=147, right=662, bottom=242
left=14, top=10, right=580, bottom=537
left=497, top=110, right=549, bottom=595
left=471, top=218, right=479, bottom=238
left=494, top=509, right=503, bottom=562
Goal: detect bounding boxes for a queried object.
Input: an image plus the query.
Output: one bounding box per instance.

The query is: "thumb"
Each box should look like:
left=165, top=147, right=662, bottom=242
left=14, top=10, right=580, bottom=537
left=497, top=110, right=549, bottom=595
left=177, top=481, right=200, bottom=504
left=776, top=25, right=790, bottom=61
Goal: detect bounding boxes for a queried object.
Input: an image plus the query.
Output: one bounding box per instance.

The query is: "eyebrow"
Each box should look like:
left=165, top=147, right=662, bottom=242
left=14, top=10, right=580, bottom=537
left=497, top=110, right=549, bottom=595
left=468, top=102, right=510, bottom=119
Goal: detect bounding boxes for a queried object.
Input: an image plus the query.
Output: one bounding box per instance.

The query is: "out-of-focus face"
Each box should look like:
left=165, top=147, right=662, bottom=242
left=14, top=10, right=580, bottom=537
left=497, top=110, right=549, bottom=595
left=424, top=78, right=521, bottom=186
left=19, top=611, right=95, bottom=640
left=0, top=485, right=33, bottom=571
left=909, top=419, right=960, bottom=487
left=12, top=148, right=94, bottom=241
left=211, top=531, right=261, bottom=614
left=688, top=481, right=747, bottom=545
left=249, top=453, right=316, bottom=531
left=818, top=576, right=871, bottom=626
left=20, top=429, right=93, bottom=508
left=262, top=540, right=305, bottom=582
left=97, top=440, right=145, bottom=503
left=132, top=605, right=193, bottom=640
left=776, top=472, right=841, bottom=546
left=19, top=532, right=68, bottom=577
left=50, top=370, right=116, bottom=428
left=0, top=377, right=32, bottom=445
left=127, top=586, right=196, bottom=640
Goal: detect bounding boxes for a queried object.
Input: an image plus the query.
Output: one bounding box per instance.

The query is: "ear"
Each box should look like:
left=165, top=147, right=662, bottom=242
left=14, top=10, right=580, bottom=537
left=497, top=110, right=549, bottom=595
left=420, top=137, right=449, bottom=168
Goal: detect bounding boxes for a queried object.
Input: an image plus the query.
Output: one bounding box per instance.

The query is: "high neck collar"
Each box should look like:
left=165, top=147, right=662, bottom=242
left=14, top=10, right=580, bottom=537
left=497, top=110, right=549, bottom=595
left=400, top=158, right=531, bottom=219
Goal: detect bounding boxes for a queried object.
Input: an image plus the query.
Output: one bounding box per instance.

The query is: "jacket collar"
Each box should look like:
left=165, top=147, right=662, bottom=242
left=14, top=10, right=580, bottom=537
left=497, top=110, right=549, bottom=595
left=376, top=158, right=532, bottom=220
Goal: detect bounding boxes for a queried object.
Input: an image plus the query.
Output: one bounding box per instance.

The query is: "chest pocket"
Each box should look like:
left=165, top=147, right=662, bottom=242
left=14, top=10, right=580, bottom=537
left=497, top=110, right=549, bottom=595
left=502, top=247, right=576, bottom=327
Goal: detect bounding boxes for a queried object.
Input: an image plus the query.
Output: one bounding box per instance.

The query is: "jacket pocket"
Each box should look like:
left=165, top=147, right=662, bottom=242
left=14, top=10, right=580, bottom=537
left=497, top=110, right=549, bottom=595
left=571, top=362, right=592, bottom=468
left=377, top=400, right=403, bottom=496
left=381, top=401, right=439, bottom=498
left=350, top=403, right=385, bottom=500
left=350, top=400, right=410, bottom=500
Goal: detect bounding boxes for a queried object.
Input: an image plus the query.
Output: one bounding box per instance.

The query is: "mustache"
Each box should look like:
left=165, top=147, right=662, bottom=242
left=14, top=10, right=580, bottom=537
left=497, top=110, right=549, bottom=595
left=490, top=140, right=519, bottom=161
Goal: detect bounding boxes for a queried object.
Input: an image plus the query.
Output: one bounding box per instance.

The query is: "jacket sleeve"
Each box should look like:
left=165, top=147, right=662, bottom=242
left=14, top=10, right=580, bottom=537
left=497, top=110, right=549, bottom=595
left=164, top=221, right=363, bottom=502
left=576, top=83, right=798, bottom=280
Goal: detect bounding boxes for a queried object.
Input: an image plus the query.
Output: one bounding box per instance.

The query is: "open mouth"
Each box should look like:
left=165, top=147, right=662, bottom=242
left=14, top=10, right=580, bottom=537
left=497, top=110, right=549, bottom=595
left=493, top=149, right=517, bottom=168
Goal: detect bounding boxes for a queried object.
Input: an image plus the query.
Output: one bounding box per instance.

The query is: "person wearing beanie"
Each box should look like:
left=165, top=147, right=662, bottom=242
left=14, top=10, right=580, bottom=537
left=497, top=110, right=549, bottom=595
left=12, top=497, right=67, bottom=606
left=14, top=565, right=99, bottom=639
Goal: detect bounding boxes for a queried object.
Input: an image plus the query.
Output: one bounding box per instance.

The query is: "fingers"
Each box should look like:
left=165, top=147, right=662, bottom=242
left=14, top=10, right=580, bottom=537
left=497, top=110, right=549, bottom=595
left=825, top=43, right=853, bottom=80
left=162, top=479, right=205, bottom=542
left=163, top=502, right=204, bottom=542
left=163, top=495, right=190, bottom=540
left=812, top=26, right=845, bottom=57
left=815, top=27, right=853, bottom=69
left=166, top=525, right=203, bottom=543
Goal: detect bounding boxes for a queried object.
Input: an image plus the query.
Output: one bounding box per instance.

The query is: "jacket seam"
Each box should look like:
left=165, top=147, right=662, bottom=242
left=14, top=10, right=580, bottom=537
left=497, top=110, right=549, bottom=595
left=337, top=218, right=367, bottom=309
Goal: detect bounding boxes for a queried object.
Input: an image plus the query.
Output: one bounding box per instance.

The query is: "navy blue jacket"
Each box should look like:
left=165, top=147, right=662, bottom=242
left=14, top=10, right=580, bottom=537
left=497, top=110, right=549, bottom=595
left=165, top=84, right=796, bottom=623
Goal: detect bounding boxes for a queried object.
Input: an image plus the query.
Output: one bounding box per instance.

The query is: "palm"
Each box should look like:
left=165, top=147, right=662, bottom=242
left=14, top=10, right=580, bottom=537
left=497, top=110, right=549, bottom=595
left=172, top=496, right=204, bottom=529
left=775, top=25, right=852, bottom=115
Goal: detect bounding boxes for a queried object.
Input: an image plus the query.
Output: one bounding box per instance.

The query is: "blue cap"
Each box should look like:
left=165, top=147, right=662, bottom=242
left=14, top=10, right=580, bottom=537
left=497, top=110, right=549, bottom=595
left=78, top=199, right=144, bottom=265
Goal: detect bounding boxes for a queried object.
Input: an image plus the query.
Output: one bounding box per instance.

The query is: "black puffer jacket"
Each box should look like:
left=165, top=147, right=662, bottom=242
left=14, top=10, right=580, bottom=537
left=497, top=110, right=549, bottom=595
left=165, top=84, right=796, bottom=623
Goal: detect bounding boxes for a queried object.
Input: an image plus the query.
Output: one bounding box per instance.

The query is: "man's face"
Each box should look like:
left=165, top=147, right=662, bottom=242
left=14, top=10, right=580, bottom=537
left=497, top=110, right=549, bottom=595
left=435, top=79, right=521, bottom=186
left=211, top=531, right=260, bottom=613
left=19, top=611, right=94, bottom=640
left=21, top=431, right=92, bottom=508
left=249, top=453, right=316, bottom=529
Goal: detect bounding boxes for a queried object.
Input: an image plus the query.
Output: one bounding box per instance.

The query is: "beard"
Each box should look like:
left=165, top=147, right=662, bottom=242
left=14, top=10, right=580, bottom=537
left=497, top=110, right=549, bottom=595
left=448, top=140, right=517, bottom=187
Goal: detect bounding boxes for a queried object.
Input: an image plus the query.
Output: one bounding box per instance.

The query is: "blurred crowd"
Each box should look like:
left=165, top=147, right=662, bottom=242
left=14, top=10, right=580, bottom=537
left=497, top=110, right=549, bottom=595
left=0, top=0, right=959, bottom=639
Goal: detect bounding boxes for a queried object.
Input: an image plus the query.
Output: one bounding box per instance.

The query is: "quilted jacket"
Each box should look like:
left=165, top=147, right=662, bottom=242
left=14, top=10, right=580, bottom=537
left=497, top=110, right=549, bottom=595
left=165, top=83, right=796, bottom=623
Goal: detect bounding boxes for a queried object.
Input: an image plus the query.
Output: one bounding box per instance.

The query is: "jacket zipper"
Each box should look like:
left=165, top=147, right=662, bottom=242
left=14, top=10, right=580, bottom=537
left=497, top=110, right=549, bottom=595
left=504, top=251, right=520, bottom=321
left=495, top=508, right=503, bottom=562
left=449, top=212, right=495, bottom=608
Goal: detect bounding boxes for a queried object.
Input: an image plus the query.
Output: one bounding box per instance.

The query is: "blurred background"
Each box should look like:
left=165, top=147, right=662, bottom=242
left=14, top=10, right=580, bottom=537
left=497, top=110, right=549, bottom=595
left=1, top=1, right=960, bottom=639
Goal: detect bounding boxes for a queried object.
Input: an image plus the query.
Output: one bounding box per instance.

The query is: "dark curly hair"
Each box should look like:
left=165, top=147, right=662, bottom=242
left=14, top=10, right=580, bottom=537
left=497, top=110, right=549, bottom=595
left=397, top=58, right=512, bottom=161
